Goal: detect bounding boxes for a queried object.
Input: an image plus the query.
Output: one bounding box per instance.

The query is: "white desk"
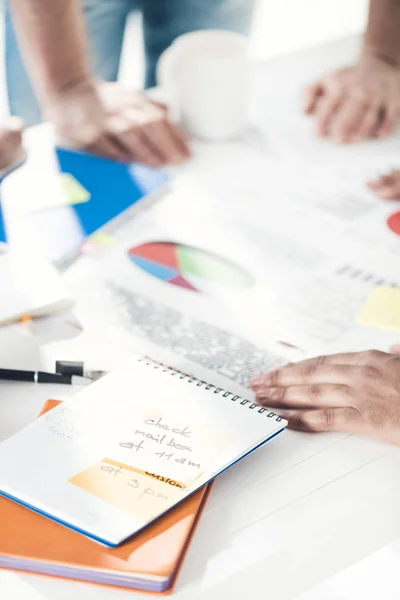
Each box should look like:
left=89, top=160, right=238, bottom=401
left=2, top=35, right=400, bottom=600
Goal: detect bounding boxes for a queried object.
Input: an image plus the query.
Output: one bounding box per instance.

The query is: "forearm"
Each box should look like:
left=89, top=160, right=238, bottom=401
left=364, top=0, right=400, bottom=65
left=9, top=0, right=93, bottom=106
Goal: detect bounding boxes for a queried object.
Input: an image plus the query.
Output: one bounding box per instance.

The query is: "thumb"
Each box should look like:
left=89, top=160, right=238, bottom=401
left=390, top=345, right=400, bottom=354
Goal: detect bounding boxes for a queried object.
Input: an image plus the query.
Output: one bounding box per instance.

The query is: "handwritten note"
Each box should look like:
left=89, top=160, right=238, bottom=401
left=70, top=459, right=186, bottom=522
left=68, top=409, right=229, bottom=520
left=110, top=411, right=229, bottom=485
left=44, top=403, right=82, bottom=441
left=356, top=286, right=400, bottom=334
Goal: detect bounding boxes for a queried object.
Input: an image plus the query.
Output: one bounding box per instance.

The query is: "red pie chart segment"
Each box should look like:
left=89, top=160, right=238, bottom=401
left=387, top=212, right=400, bottom=236
left=129, top=242, right=179, bottom=270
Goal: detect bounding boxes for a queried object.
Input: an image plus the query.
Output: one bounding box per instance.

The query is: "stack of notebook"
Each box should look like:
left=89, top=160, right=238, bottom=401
left=0, top=358, right=286, bottom=593
left=0, top=400, right=211, bottom=593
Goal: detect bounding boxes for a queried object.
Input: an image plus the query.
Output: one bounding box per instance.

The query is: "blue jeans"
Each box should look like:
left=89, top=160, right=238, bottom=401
left=5, top=0, right=254, bottom=126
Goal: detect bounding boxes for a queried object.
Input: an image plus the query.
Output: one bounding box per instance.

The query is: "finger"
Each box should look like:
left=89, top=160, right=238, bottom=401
left=124, top=102, right=190, bottom=162
left=367, top=170, right=400, bottom=191
left=373, top=171, right=400, bottom=200
left=251, top=351, right=387, bottom=390
left=85, top=133, right=129, bottom=162
left=314, top=93, right=343, bottom=137
left=333, top=97, right=367, bottom=143
left=277, top=407, right=362, bottom=433
left=376, top=183, right=400, bottom=200
left=0, top=120, right=24, bottom=169
left=376, top=103, right=399, bottom=139
left=304, top=82, right=324, bottom=114
left=367, top=172, right=391, bottom=189
left=151, top=99, right=169, bottom=113
left=390, top=345, right=400, bottom=354
left=255, top=383, right=354, bottom=409
left=117, top=129, right=163, bottom=167
left=105, top=114, right=155, bottom=163
left=164, top=121, right=192, bottom=158
left=251, top=361, right=380, bottom=390
left=142, top=120, right=187, bottom=164
left=353, top=105, right=381, bottom=142
left=289, top=350, right=387, bottom=368
left=135, top=102, right=188, bottom=161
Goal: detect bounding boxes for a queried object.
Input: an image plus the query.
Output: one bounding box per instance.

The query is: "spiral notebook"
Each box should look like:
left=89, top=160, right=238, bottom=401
left=0, top=357, right=286, bottom=547
left=0, top=400, right=211, bottom=594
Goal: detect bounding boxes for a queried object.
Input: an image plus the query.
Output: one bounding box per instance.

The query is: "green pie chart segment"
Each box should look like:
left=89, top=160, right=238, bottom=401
left=128, top=241, right=254, bottom=295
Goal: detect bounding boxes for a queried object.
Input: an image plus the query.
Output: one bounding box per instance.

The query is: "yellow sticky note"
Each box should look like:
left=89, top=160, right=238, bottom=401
left=88, top=231, right=117, bottom=246
left=21, top=172, right=91, bottom=212
left=357, top=286, right=400, bottom=334
left=70, top=458, right=186, bottom=522
left=60, top=173, right=91, bottom=206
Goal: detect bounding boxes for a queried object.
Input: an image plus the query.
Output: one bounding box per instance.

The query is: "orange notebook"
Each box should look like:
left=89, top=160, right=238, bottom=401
left=0, top=400, right=211, bottom=594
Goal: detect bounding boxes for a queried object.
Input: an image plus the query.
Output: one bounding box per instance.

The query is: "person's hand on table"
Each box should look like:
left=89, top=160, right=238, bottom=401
left=367, top=169, right=400, bottom=200
left=251, top=347, right=400, bottom=447
left=0, top=116, right=24, bottom=171
left=304, top=55, right=400, bottom=144
left=45, top=79, right=191, bottom=167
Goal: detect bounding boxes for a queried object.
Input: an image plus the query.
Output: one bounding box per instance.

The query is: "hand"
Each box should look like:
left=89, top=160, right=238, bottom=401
left=45, top=79, right=191, bottom=166
left=251, top=349, right=400, bottom=446
left=304, top=55, right=400, bottom=144
left=367, top=169, right=400, bottom=200
left=0, top=117, right=24, bottom=171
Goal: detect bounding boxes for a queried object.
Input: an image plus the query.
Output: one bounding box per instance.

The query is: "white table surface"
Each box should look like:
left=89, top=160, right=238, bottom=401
left=2, top=34, right=400, bottom=600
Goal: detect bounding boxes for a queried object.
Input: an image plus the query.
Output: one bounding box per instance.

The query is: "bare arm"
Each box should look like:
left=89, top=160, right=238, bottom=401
left=7, top=0, right=190, bottom=164
left=364, top=0, right=400, bottom=65
left=9, top=0, right=93, bottom=107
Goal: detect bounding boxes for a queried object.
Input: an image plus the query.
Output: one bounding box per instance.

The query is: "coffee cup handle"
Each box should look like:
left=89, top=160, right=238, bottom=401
left=156, top=47, right=181, bottom=123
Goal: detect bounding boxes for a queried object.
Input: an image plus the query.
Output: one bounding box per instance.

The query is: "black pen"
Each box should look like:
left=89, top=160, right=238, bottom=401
left=0, top=368, right=90, bottom=385
left=55, top=360, right=107, bottom=381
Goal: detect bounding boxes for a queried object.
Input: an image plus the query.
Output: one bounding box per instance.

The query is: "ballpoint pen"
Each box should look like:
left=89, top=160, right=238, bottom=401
left=0, top=368, right=90, bottom=385
left=55, top=360, right=107, bottom=381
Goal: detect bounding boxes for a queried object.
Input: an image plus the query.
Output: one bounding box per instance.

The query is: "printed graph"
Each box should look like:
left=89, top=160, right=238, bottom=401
left=335, top=264, right=399, bottom=288
left=127, top=242, right=254, bottom=294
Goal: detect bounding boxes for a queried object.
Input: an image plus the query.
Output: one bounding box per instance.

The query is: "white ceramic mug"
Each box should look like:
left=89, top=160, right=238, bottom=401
left=156, top=30, right=250, bottom=141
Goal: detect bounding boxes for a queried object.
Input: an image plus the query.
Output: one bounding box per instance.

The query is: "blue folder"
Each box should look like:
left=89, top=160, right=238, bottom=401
left=55, top=148, right=168, bottom=239
left=0, top=202, right=5, bottom=245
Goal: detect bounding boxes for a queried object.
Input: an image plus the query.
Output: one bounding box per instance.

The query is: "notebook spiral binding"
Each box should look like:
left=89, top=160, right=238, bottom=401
left=138, top=357, right=284, bottom=423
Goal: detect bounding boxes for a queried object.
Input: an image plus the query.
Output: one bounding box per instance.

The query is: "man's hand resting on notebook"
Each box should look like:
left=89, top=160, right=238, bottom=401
left=251, top=347, right=400, bottom=446
left=304, top=55, right=400, bottom=144
left=46, top=80, right=191, bottom=166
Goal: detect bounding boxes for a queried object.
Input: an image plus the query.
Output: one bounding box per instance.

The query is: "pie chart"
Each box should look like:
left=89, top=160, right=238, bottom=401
left=127, top=242, right=254, bottom=294
left=387, top=212, right=400, bottom=236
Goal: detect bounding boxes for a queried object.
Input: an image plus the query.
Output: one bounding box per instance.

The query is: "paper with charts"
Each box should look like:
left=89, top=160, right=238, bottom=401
left=65, top=147, right=400, bottom=401
left=0, top=358, right=286, bottom=546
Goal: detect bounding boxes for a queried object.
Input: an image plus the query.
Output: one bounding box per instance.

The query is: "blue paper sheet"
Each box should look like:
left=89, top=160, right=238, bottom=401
left=55, top=149, right=168, bottom=239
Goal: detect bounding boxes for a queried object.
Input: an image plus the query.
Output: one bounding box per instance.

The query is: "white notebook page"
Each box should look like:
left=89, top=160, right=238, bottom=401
left=0, top=358, right=285, bottom=546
